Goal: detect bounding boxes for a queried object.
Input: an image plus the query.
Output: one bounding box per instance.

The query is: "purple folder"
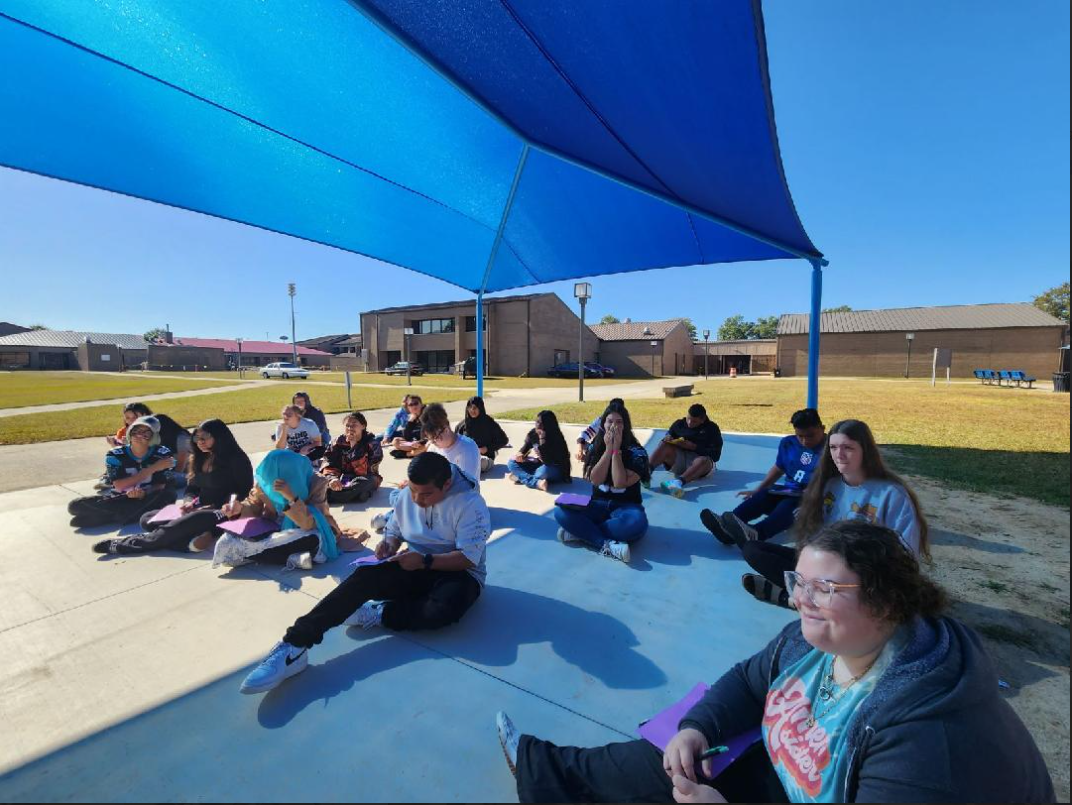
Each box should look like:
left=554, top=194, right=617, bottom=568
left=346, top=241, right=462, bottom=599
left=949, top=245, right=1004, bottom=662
left=638, top=683, right=762, bottom=779
left=217, top=517, right=280, bottom=540
left=554, top=493, right=591, bottom=508
left=148, top=503, right=185, bottom=524
left=349, top=554, right=388, bottom=568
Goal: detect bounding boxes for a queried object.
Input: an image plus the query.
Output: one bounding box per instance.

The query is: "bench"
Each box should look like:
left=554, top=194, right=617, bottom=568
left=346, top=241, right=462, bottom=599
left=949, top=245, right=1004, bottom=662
left=662, top=384, right=693, bottom=398
left=1010, top=370, right=1037, bottom=389
left=997, top=370, right=1014, bottom=386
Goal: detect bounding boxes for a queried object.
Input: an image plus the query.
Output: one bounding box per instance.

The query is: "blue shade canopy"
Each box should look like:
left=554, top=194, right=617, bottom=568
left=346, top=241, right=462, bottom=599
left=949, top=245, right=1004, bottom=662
left=0, top=0, right=821, bottom=294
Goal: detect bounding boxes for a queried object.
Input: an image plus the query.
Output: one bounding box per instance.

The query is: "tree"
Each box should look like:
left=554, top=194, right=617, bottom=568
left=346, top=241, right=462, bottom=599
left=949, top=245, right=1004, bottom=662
left=1033, top=282, right=1069, bottom=322
left=754, top=315, right=779, bottom=339
left=598, top=314, right=620, bottom=324
left=144, top=327, right=168, bottom=343
left=681, top=318, right=698, bottom=340
left=717, top=315, right=755, bottom=341
left=822, top=304, right=853, bottom=313
left=28, top=323, right=48, bottom=330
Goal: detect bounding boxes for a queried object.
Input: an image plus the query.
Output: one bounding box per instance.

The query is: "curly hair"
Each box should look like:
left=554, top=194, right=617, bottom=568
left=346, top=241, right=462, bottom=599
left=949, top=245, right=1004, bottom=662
left=800, top=520, right=947, bottom=623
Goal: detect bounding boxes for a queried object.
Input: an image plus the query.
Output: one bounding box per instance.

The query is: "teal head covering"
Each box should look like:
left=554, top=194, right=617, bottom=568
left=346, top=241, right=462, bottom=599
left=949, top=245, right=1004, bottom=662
left=255, top=449, right=338, bottom=561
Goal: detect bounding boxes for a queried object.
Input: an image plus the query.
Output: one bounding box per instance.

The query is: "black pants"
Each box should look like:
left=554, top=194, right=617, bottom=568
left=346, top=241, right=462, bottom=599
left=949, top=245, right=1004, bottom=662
left=741, top=541, right=796, bottom=588
left=515, top=735, right=787, bottom=804
left=256, top=534, right=321, bottom=565
left=283, top=562, right=482, bottom=648
left=102, top=508, right=225, bottom=553
left=325, top=477, right=378, bottom=505
left=68, top=488, right=176, bottom=527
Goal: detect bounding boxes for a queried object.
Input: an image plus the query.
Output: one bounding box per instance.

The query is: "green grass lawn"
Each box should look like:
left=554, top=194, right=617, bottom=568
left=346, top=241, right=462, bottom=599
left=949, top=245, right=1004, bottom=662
left=142, top=370, right=635, bottom=389
left=0, top=385, right=471, bottom=445
left=499, top=377, right=1071, bottom=506
left=0, top=371, right=232, bottom=409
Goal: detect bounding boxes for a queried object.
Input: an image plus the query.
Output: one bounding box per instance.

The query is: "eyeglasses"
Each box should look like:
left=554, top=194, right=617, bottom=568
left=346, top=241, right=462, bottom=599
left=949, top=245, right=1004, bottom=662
left=784, top=571, right=860, bottom=609
left=407, top=402, right=422, bottom=408
left=129, top=428, right=153, bottom=439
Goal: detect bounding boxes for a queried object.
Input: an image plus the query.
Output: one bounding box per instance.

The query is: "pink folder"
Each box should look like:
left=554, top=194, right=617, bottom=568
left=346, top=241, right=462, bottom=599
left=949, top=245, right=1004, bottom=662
left=554, top=493, right=591, bottom=508
left=148, top=504, right=185, bottom=524
left=217, top=517, right=280, bottom=539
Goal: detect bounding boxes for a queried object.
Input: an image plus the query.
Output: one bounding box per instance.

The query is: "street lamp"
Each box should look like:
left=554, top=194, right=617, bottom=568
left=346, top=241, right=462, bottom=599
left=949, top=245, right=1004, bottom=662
left=236, top=337, right=243, bottom=378
left=702, top=328, right=710, bottom=380
left=403, top=327, right=414, bottom=386
left=287, top=282, right=298, bottom=365
left=574, top=282, right=592, bottom=401
left=650, top=340, right=659, bottom=377
left=904, top=332, right=915, bottom=378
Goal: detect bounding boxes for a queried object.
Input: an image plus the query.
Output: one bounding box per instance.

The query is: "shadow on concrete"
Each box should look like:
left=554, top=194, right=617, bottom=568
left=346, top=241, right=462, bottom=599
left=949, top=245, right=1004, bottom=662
left=931, top=527, right=1026, bottom=555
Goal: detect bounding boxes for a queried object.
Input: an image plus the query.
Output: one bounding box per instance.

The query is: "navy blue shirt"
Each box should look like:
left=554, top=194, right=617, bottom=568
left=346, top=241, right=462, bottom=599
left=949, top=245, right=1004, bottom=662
left=775, top=435, right=824, bottom=492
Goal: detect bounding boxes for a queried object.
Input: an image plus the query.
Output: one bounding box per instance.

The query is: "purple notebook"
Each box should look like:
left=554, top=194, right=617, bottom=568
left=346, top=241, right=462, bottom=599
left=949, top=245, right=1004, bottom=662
left=554, top=493, right=591, bottom=508
left=217, top=517, right=280, bottom=540
left=638, top=683, right=762, bottom=779
left=148, top=504, right=185, bottom=524
left=349, top=554, right=388, bottom=568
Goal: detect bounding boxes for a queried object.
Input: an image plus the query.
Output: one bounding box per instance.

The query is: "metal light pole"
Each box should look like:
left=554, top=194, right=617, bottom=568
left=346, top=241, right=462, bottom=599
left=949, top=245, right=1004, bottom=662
left=904, top=332, right=915, bottom=378
left=403, top=327, right=414, bottom=386
left=703, top=328, right=710, bottom=380
left=650, top=340, right=658, bottom=377
left=236, top=337, right=243, bottom=378
left=574, top=282, right=592, bottom=401
left=287, top=282, right=298, bottom=364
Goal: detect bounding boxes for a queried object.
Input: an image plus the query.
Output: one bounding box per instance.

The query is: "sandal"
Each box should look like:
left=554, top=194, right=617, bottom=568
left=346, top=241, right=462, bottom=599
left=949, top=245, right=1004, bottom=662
left=741, top=573, right=790, bottom=608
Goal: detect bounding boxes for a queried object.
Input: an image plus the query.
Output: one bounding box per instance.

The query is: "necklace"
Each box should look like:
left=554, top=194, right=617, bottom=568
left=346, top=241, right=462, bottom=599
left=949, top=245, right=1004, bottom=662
left=805, top=654, right=876, bottom=729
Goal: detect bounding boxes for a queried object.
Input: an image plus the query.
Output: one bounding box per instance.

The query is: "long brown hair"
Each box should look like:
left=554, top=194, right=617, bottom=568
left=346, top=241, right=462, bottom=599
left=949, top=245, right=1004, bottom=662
left=795, top=419, right=930, bottom=560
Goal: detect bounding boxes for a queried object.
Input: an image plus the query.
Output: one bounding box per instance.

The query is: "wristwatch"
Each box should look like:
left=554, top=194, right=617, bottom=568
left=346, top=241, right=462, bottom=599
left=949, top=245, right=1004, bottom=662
left=422, top=552, right=434, bottom=570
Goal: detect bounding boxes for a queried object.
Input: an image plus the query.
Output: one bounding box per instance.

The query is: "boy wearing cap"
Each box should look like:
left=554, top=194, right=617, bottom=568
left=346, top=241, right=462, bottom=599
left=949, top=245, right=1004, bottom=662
left=68, top=416, right=177, bottom=528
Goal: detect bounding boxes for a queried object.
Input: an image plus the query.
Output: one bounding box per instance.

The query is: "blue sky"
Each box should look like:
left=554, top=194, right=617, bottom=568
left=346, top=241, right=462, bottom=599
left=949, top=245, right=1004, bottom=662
left=0, top=1, right=1067, bottom=340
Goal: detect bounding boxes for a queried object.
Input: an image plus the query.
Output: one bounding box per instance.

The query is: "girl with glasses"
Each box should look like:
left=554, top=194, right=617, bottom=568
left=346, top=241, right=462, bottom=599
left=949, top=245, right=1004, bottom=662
left=495, top=521, right=1052, bottom=803
left=386, top=395, right=426, bottom=459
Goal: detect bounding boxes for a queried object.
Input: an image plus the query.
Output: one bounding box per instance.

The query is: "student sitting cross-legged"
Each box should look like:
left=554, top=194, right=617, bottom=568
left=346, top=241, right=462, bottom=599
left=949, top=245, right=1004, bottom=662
left=455, top=395, right=509, bottom=474
left=495, top=521, right=1054, bottom=804
left=239, top=452, right=490, bottom=695
left=648, top=403, right=723, bottom=497
left=318, top=411, right=383, bottom=505
left=552, top=403, right=650, bottom=565
left=574, top=397, right=624, bottom=462
left=506, top=410, right=572, bottom=491
left=701, top=407, right=825, bottom=547
left=742, top=418, right=928, bottom=608
left=92, top=418, right=253, bottom=555
left=68, top=416, right=177, bottom=529
left=273, top=404, right=324, bottom=462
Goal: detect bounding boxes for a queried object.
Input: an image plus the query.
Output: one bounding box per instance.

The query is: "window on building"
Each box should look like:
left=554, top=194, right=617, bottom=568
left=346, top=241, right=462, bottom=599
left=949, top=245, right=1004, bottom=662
left=553, top=349, right=570, bottom=366
left=464, top=315, right=487, bottom=332
left=415, top=350, right=456, bottom=373
left=413, top=318, right=456, bottom=335
left=0, top=351, right=30, bottom=369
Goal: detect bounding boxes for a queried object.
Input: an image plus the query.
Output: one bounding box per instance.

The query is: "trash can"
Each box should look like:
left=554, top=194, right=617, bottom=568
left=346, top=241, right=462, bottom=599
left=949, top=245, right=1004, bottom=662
left=1053, top=372, right=1070, bottom=392
left=774, top=367, right=782, bottom=378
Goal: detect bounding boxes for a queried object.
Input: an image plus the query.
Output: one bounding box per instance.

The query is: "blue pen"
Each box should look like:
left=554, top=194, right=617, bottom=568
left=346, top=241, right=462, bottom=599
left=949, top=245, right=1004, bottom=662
left=698, top=745, right=729, bottom=760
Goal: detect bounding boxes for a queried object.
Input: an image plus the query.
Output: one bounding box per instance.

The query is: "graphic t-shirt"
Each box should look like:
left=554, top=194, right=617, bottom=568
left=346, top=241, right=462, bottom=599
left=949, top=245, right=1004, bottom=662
left=591, top=444, right=651, bottom=506
left=429, top=434, right=482, bottom=490
left=322, top=433, right=383, bottom=482
left=273, top=417, right=321, bottom=453
left=762, top=642, right=896, bottom=802
left=776, top=435, right=824, bottom=492
left=103, top=444, right=175, bottom=494
left=821, top=478, right=922, bottom=555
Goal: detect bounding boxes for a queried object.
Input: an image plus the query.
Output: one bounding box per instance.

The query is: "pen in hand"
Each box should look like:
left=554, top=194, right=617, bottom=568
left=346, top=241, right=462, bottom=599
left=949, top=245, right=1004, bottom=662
left=698, top=745, right=729, bottom=760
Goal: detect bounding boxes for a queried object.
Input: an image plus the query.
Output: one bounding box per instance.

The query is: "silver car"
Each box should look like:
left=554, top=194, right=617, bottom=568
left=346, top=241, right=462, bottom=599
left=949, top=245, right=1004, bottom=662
left=261, top=361, right=309, bottom=379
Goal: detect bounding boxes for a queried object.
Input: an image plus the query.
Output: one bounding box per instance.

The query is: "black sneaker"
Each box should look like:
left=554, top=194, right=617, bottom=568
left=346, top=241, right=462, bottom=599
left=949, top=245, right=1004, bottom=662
left=721, top=512, right=759, bottom=544
left=92, top=539, right=120, bottom=554
left=700, top=509, right=736, bottom=546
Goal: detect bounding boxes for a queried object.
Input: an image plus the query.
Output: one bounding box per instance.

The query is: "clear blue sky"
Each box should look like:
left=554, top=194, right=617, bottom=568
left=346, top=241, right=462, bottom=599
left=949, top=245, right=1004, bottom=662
left=0, top=1, right=1067, bottom=340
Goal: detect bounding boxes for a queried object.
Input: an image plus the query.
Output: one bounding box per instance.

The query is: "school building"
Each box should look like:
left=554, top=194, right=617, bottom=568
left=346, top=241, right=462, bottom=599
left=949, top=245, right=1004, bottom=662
left=775, top=303, right=1068, bottom=379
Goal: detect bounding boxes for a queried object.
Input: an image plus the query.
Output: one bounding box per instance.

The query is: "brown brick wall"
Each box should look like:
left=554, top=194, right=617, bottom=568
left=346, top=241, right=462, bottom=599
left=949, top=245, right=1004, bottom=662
left=776, top=326, right=1066, bottom=378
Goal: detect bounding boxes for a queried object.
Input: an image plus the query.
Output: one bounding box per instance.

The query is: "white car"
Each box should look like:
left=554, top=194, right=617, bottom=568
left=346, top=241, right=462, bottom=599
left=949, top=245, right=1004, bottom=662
left=261, top=362, right=309, bottom=379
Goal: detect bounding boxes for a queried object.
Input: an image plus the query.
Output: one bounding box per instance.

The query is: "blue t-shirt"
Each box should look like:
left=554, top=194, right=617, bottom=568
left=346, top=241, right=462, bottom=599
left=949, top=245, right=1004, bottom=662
left=775, top=435, right=824, bottom=492
left=762, top=641, right=896, bottom=802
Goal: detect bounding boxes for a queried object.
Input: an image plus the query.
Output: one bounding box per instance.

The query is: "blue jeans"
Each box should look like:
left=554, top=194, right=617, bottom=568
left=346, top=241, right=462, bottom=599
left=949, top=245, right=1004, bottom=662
left=553, top=499, right=648, bottom=549
left=732, top=488, right=798, bottom=541
left=507, top=458, right=566, bottom=489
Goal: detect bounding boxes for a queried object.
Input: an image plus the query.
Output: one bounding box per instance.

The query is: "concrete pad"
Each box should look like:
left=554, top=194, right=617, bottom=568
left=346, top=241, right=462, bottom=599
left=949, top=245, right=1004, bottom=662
left=0, top=428, right=792, bottom=802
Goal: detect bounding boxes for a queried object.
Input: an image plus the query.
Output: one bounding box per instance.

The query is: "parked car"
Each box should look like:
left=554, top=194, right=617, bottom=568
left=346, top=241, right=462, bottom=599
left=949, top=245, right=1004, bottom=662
left=385, top=361, right=425, bottom=376
left=546, top=361, right=608, bottom=378
left=261, top=361, right=309, bottom=379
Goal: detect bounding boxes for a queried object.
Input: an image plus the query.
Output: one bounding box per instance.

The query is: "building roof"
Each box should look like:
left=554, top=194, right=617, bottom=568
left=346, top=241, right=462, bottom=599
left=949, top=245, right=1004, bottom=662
left=296, top=333, right=352, bottom=347
left=336, top=334, right=363, bottom=347
left=0, top=322, right=31, bottom=338
left=364, top=292, right=549, bottom=315
left=589, top=319, right=685, bottom=341
left=173, top=337, right=331, bottom=356
left=0, top=329, right=149, bottom=350
left=778, top=303, right=1067, bottom=335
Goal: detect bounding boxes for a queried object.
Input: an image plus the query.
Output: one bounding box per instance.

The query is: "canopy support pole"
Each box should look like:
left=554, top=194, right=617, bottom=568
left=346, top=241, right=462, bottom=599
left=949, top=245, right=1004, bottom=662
left=807, top=259, right=823, bottom=409
left=476, top=143, right=530, bottom=397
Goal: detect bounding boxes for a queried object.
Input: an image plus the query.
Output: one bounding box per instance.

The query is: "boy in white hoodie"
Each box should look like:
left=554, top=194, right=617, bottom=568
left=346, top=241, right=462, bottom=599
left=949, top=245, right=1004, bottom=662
left=239, top=452, right=489, bottom=694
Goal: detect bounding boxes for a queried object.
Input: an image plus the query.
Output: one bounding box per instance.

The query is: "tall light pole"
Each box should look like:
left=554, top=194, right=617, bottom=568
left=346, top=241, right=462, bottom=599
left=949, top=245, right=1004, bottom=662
left=287, top=282, right=298, bottom=364
left=703, top=328, right=710, bottom=379
left=403, top=327, right=414, bottom=386
left=574, top=282, right=592, bottom=401
left=904, top=332, right=915, bottom=378
left=236, top=337, right=243, bottom=378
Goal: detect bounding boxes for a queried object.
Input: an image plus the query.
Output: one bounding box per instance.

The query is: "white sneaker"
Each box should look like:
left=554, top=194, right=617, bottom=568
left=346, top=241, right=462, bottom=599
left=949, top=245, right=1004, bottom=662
left=239, top=641, right=308, bottom=694
left=345, top=600, right=385, bottom=630
left=556, top=527, right=584, bottom=546
left=285, top=551, right=313, bottom=571
left=601, top=540, right=631, bottom=564
left=496, top=711, right=520, bottom=778
left=480, top=455, right=493, bottom=474
left=370, top=511, right=390, bottom=532
left=661, top=478, right=685, bottom=498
